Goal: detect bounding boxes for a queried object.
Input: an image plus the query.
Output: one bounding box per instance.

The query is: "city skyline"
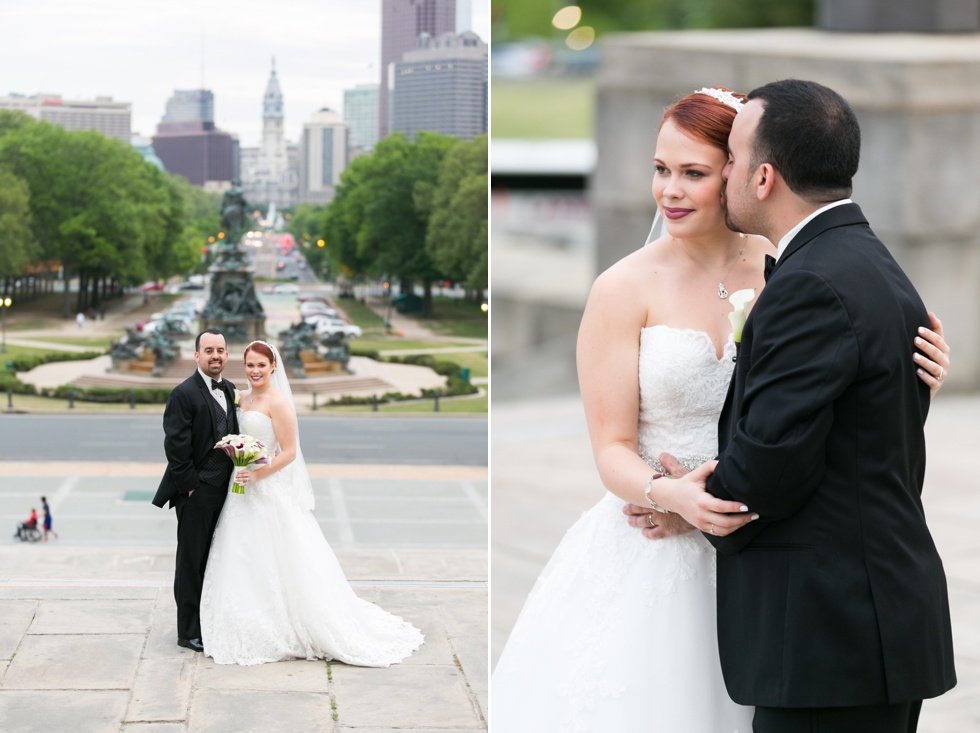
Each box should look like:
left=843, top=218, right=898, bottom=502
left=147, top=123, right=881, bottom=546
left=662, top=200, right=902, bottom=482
left=2, top=0, right=489, bottom=148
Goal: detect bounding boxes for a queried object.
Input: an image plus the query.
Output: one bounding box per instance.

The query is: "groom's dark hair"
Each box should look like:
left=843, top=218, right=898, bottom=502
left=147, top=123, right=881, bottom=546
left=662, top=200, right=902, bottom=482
left=747, top=79, right=859, bottom=204
left=195, top=328, right=225, bottom=351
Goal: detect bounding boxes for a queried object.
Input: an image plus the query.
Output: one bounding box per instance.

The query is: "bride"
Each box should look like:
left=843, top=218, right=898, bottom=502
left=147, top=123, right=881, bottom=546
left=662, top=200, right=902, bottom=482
left=200, top=340, right=424, bottom=666
left=490, top=88, right=950, bottom=731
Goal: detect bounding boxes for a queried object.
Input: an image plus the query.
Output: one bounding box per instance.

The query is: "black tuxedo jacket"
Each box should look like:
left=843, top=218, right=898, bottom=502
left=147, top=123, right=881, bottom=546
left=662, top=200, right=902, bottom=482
left=152, top=372, right=239, bottom=508
left=705, top=203, right=955, bottom=707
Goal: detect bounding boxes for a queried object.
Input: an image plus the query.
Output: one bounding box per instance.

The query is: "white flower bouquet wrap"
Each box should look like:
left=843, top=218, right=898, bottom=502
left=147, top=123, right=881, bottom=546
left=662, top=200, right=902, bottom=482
left=214, top=433, right=270, bottom=494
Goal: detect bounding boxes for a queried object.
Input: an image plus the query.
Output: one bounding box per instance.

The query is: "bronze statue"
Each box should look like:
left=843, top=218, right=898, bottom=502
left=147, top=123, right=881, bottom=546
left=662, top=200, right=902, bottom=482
left=220, top=180, right=248, bottom=241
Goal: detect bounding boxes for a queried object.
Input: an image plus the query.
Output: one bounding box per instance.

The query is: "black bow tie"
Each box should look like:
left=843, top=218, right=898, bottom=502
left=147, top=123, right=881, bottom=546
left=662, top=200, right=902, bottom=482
left=210, top=379, right=222, bottom=391
left=764, top=254, right=777, bottom=282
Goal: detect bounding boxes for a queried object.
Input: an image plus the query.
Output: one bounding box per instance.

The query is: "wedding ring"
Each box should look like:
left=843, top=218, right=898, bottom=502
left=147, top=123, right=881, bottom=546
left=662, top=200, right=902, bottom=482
left=708, top=523, right=715, bottom=534
left=938, top=366, right=945, bottom=381
left=648, top=514, right=656, bottom=527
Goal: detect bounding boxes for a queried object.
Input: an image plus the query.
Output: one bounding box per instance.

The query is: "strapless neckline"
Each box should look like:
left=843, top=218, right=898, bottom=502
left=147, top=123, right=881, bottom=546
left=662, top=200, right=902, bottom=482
left=641, top=324, right=735, bottom=362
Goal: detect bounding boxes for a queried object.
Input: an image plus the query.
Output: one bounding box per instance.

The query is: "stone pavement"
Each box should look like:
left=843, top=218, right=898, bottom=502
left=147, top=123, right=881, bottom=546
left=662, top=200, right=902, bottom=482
left=1, top=461, right=488, bottom=732
left=491, top=392, right=980, bottom=733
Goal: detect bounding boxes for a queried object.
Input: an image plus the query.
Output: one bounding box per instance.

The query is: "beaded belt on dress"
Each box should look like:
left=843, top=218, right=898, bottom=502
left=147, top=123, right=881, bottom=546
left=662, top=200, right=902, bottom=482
left=641, top=453, right=714, bottom=475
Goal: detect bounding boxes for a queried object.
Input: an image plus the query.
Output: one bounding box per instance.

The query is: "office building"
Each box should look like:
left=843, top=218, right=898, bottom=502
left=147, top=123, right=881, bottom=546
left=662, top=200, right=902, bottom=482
left=343, top=84, right=379, bottom=154
left=299, top=108, right=348, bottom=204
left=390, top=30, right=487, bottom=140
left=152, top=120, right=238, bottom=187
left=379, top=0, right=456, bottom=140
left=163, top=89, right=214, bottom=123
left=0, top=93, right=131, bottom=141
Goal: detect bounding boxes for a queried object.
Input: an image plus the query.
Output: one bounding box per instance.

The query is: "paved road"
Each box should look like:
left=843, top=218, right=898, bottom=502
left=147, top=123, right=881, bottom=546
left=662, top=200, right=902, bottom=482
left=0, top=414, right=488, bottom=466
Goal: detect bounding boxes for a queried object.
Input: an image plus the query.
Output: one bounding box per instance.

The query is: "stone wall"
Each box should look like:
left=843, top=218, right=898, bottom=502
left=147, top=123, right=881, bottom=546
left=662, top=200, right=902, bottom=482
left=595, top=29, right=980, bottom=388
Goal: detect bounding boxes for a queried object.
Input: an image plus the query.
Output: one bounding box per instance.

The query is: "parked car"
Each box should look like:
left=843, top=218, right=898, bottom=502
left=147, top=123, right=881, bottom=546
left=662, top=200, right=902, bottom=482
left=310, top=316, right=362, bottom=339
left=140, top=281, right=165, bottom=292
left=271, top=283, right=299, bottom=294
left=299, top=301, right=338, bottom=319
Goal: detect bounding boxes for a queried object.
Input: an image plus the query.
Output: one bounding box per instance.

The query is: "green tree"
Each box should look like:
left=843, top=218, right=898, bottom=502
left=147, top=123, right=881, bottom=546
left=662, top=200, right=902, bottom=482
left=286, top=202, right=327, bottom=276
left=425, top=135, right=488, bottom=299
left=0, top=120, right=184, bottom=314
left=360, top=132, right=457, bottom=316
left=0, top=168, right=34, bottom=280
left=493, top=0, right=814, bottom=37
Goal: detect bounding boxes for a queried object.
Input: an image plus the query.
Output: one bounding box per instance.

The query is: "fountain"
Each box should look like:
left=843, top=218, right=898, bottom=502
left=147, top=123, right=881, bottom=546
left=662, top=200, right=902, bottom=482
left=199, top=180, right=266, bottom=342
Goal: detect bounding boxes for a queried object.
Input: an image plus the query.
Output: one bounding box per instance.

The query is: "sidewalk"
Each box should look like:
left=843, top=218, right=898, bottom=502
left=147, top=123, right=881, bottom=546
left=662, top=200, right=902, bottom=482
left=1, top=461, right=488, bottom=732
left=491, top=392, right=980, bottom=732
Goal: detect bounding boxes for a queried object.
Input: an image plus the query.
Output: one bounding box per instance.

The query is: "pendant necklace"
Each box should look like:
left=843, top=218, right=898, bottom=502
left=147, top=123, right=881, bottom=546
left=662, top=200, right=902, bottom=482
left=675, top=236, right=745, bottom=299
left=717, top=234, right=747, bottom=299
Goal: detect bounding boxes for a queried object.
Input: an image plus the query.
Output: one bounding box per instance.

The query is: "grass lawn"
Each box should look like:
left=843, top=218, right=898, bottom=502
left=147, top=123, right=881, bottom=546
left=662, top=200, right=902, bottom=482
left=332, top=297, right=387, bottom=329
left=3, top=392, right=165, bottom=413
left=440, top=351, right=488, bottom=378
left=492, top=77, right=595, bottom=139
left=317, top=392, right=487, bottom=414
left=22, top=336, right=114, bottom=350
left=1, top=344, right=94, bottom=362
left=424, top=297, right=488, bottom=339
left=354, top=339, right=474, bottom=352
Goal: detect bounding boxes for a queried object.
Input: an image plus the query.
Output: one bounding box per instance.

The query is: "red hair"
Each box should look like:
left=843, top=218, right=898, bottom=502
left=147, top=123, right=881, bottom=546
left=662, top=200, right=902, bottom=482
left=660, top=87, right=747, bottom=155
left=244, top=340, right=276, bottom=365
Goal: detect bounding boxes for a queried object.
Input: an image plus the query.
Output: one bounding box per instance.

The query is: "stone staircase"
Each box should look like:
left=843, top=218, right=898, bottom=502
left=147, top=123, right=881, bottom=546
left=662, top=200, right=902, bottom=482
left=72, top=357, right=393, bottom=395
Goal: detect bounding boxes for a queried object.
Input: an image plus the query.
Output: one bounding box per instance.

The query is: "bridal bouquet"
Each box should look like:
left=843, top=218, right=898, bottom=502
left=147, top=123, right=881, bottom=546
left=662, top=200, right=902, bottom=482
left=214, top=434, right=270, bottom=494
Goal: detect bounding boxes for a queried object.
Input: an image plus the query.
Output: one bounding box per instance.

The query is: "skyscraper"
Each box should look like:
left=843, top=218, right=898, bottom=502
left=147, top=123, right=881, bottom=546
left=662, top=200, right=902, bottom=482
left=163, top=89, right=215, bottom=123
left=379, top=0, right=456, bottom=140
left=390, top=31, right=487, bottom=140
left=299, top=108, right=348, bottom=204
left=152, top=89, right=236, bottom=187
left=343, top=84, right=379, bottom=154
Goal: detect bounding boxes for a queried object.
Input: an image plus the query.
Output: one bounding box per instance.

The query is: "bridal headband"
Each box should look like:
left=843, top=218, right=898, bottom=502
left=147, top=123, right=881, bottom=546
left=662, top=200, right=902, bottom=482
left=245, top=339, right=276, bottom=355
left=695, top=87, right=744, bottom=112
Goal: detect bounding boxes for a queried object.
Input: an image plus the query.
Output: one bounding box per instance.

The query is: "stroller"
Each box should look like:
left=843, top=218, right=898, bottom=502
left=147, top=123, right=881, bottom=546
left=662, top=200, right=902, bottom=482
left=14, top=518, right=42, bottom=542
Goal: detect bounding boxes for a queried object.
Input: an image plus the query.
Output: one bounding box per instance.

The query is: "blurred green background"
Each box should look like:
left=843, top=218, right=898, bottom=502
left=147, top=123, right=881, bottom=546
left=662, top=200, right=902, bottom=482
left=490, top=0, right=815, bottom=139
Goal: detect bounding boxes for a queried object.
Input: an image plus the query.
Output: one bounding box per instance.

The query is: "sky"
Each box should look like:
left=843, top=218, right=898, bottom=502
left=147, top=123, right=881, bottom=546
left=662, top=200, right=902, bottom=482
left=2, top=0, right=490, bottom=147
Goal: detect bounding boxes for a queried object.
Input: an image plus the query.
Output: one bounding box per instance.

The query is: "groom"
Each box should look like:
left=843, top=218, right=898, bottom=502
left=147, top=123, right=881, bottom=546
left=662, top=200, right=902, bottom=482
left=636, top=80, right=955, bottom=731
left=152, top=328, right=238, bottom=652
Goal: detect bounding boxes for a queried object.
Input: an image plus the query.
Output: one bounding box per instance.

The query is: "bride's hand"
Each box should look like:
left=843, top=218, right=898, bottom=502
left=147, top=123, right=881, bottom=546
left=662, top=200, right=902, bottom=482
left=235, top=468, right=255, bottom=485
left=664, top=461, right=758, bottom=537
left=914, top=312, right=949, bottom=398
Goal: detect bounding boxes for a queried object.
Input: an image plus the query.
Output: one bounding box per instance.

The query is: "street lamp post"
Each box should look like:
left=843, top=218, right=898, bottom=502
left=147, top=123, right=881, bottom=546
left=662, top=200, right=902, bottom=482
left=1, top=297, right=11, bottom=353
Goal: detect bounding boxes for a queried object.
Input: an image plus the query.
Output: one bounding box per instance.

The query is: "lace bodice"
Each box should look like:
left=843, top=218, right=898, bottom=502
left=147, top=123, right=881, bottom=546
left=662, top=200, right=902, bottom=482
left=239, top=409, right=277, bottom=449
left=226, top=409, right=309, bottom=509
left=637, top=326, right=735, bottom=466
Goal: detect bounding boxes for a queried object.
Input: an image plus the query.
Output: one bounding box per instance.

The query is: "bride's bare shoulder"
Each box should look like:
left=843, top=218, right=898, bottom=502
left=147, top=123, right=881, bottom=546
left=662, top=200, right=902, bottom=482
left=590, top=243, right=663, bottom=298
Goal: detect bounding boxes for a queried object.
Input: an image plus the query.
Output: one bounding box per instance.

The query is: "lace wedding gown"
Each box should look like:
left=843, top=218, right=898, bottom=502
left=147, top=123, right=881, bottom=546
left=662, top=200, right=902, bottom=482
left=491, top=326, right=754, bottom=732
left=200, top=409, right=424, bottom=666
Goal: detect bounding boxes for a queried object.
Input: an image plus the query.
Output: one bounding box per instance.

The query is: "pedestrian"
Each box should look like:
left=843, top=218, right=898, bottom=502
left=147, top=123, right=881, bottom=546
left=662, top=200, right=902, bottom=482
left=41, top=496, right=58, bottom=541
left=76, top=312, right=84, bottom=329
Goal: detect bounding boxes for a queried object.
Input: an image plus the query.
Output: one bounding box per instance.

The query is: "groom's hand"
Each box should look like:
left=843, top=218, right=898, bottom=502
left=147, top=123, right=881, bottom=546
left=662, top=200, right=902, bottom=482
left=659, top=452, right=691, bottom=479
left=623, top=503, right=695, bottom=539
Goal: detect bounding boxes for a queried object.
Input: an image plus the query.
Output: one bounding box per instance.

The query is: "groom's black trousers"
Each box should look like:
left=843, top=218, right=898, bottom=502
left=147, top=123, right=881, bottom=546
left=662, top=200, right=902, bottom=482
left=173, top=485, right=226, bottom=641
left=754, top=700, right=922, bottom=733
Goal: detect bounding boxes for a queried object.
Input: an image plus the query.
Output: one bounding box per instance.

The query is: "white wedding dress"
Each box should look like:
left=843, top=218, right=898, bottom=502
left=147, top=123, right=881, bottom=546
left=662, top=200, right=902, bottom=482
left=200, top=409, right=424, bottom=666
left=491, top=326, right=754, bottom=732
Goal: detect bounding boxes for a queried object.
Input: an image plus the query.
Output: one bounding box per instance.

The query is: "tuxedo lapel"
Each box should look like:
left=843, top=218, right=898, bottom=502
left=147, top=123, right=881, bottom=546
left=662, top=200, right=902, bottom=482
left=193, top=372, right=223, bottom=443
left=768, top=203, right=869, bottom=281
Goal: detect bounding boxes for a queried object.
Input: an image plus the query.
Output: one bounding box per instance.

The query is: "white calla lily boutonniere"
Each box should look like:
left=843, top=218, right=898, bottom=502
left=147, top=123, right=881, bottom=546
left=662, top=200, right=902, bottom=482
left=233, top=389, right=241, bottom=407
left=728, top=288, right=756, bottom=344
